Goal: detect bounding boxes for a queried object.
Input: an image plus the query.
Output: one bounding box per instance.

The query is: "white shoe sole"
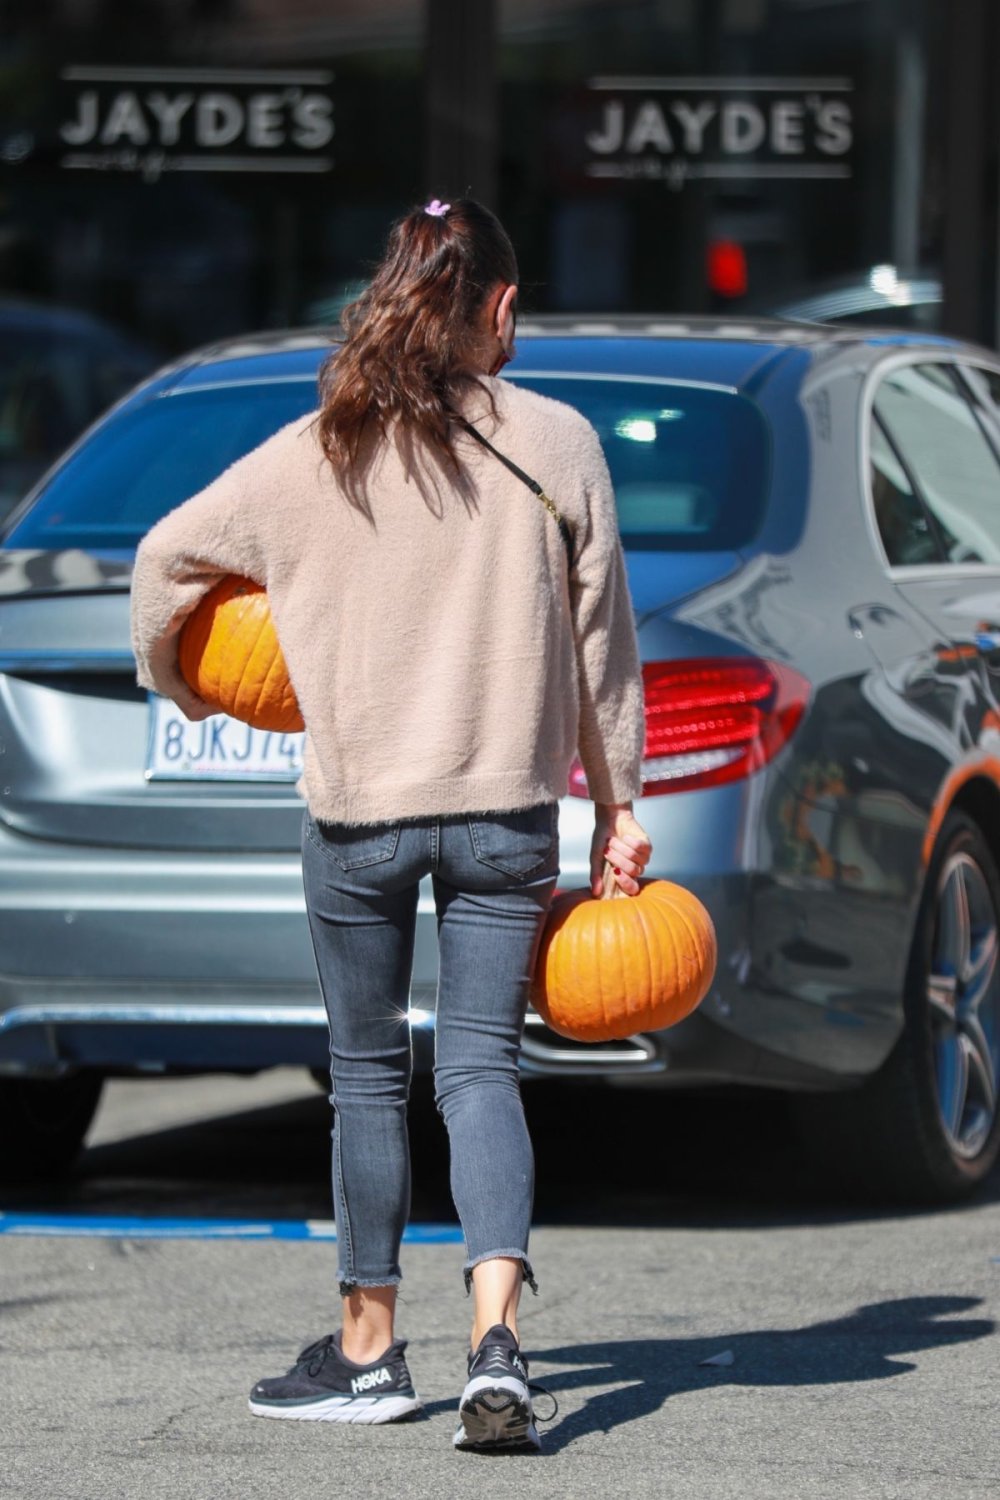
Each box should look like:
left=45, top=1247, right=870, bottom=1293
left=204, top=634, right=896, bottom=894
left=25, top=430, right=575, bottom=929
left=454, top=1376, right=540, bottom=1451
left=249, top=1392, right=422, bottom=1424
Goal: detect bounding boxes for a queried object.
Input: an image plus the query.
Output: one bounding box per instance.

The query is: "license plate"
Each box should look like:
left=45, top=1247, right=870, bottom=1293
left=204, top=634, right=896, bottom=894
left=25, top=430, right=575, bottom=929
left=145, top=695, right=305, bottom=781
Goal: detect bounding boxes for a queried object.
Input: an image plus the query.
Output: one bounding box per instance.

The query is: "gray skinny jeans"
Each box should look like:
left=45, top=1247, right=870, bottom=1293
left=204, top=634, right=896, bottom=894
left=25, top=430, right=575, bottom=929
left=301, top=801, right=560, bottom=1298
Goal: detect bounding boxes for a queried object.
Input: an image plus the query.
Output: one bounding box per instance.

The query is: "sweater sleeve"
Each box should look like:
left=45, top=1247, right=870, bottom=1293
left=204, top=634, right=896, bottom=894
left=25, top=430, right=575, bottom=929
left=568, top=420, right=646, bottom=803
left=130, top=447, right=269, bottom=720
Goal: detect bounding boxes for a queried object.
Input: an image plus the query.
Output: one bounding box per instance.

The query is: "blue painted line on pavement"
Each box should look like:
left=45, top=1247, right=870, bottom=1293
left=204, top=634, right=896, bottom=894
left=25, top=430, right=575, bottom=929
left=0, top=1213, right=465, bottom=1244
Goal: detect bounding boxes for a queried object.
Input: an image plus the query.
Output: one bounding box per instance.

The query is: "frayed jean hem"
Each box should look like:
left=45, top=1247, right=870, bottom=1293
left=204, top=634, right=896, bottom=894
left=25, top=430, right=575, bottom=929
left=462, top=1250, right=538, bottom=1297
left=338, top=1274, right=402, bottom=1298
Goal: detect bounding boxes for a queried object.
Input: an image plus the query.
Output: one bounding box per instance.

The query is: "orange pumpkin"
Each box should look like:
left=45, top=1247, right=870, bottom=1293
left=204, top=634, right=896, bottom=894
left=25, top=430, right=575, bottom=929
left=531, top=862, right=716, bottom=1042
left=178, top=575, right=304, bottom=732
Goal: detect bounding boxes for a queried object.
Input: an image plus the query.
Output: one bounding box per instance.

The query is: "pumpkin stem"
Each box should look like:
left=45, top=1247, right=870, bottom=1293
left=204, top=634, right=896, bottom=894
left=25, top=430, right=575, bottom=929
left=600, top=859, right=630, bottom=900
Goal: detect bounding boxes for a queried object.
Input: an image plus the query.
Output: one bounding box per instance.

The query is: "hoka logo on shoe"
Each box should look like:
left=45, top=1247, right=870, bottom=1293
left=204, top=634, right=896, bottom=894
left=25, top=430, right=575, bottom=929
left=351, top=1367, right=392, bottom=1395
left=511, top=1354, right=527, bottom=1379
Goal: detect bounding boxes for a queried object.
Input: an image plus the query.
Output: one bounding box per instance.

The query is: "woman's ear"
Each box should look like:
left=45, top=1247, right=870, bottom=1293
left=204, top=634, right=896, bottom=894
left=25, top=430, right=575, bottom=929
left=495, top=283, right=518, bottom=347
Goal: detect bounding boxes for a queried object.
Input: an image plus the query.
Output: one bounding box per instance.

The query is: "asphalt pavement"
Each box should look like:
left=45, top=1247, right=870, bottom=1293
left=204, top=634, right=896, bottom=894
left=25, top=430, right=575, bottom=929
left=2, top=1069, right=999, bottom=1499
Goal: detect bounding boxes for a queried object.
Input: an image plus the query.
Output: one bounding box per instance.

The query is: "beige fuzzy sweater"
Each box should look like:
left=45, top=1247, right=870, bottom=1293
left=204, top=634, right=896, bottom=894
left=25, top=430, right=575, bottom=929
left=130, top=377, right=646, bottom=824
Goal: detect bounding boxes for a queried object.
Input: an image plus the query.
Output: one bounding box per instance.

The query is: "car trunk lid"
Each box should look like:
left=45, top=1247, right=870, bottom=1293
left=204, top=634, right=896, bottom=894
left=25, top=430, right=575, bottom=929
left=0, top=556, right=303, bottom=852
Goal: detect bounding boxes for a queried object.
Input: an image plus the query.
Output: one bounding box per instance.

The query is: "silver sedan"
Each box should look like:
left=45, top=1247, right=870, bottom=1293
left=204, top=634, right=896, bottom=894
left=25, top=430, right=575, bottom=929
left=3, top=317, right=1000, bottom=1203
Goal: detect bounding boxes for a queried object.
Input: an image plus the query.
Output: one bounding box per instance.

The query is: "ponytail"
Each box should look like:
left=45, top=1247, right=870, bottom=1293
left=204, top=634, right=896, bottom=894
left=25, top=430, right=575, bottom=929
left=317, top=198, right=517, bottom=486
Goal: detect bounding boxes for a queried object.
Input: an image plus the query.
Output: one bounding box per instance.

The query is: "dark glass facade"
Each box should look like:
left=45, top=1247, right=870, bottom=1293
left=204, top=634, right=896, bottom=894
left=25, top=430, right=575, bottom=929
left=0, top=0, right=996, bottom=357
left=501, top=0, right=928, bottom=316
left=0, top=1, right=425, bottom=351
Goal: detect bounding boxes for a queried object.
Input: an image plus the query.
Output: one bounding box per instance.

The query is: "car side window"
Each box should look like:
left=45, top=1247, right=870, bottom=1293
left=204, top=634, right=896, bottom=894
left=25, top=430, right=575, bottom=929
left=873, top=362, right=1000, bottom=565
left=869, top=417, right=943, bottom=566
left=961, top=364, right=1000, bottom=438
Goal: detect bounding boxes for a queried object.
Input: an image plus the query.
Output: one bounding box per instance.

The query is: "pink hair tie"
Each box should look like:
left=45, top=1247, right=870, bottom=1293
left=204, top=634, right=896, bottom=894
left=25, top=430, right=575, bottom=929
left=424, top=199, right=451, bottom=217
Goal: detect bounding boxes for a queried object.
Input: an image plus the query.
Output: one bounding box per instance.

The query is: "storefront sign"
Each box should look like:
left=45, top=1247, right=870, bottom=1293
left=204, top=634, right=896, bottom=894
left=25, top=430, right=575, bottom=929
left=58, top=66, right=334, bottom=177
left=584, top=76, right=853, bottom=187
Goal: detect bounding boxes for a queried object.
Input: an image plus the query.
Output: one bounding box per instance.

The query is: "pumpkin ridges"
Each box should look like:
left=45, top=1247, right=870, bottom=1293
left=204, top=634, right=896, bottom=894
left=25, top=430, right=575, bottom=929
left=233, top=606, right=272, bottom=725
left=660, top=885, right=716, bottom=1016
left=658, top=898, right=692, bottom=1019
left=603, top=903, right=626, bottom=1033
left=612, top=899, right=629, bottom=1033
left=533, top=876, right=716, bottom=1042
left=178, top=574, right=304, bottom=732
left=637, top=897, right=670, bottom=1029
left=179, top=585, right=222, bottom=700
left=223, top=599, right=256, bottom=719
left=250, top=606, right=280, bottom=720
left=564, top=910, right=590, bottom=1037
left=660, top=896, right=685, bottom=1014
left=664, top=886, right=716, bottom=1003
left=196, top=595, right=222, bottom=701
left=590, top=916, right=610, bottom=1038
left=536, top=888, right=590, bottom=1039
left=595, top=906, right=610, bottom=1033
left=621, top=894, right=646, bottom=1029
left=654, top=897, right=682, bottom=1020
left=587, top=906, right=611, bottom=1038
left=680, top=900, right=710, bottom=996
left=203, top=580, right=260, bottom=705
left=655, top=894, right=679, bottom=1015
left=561, top=918, right=580, bottom=1034
left=178, top=601, right=207, bottom=694
left=622, top=895, right=660, bottom=1039
left=582, top=905, right=603, bottom=1036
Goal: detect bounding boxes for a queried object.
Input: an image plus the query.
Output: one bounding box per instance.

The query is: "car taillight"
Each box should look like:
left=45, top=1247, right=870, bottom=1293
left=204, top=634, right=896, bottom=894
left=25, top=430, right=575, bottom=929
left=567, top=656, right=810, bottom=798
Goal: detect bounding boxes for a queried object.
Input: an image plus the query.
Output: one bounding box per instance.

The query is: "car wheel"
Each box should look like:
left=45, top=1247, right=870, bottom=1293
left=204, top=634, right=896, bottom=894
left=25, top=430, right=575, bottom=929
left=0, top=1071, right=104, bottom=1181
left=798, top=811, right=1000, bottom=1202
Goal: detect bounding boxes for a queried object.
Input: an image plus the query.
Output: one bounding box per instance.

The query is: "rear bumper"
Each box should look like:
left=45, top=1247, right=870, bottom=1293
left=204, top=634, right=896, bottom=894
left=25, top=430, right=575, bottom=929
left=0, top=829, right=677, bottom=1078
left=0, top=990, right=674, bottom=1080
left=0, top=986, right=851, bottom=1091
left=0, top=787, right=907, bottom=1088
left=0, top=834, right=318, bottom=985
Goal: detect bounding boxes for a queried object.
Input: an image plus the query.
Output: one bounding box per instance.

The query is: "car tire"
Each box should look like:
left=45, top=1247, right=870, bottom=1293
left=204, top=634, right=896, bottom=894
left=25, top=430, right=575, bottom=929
left=0, top=1071, right=104, bottom=1181
left=796, top=811, right=1000, bottom=1202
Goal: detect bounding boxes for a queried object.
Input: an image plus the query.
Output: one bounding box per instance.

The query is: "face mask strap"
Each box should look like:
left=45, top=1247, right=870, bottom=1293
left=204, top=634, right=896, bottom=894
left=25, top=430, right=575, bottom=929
left=489, top=346, right=512, bottom=376
left=489, top=292, right=516, bottom=375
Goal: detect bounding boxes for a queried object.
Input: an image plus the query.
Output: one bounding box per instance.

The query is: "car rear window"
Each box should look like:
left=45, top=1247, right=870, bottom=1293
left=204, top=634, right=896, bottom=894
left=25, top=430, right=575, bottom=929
left=2, top=383, right=319, bottom=554
left=3, top=372, right=769, bottom=555
left=512, top=374, right=769, bottom=551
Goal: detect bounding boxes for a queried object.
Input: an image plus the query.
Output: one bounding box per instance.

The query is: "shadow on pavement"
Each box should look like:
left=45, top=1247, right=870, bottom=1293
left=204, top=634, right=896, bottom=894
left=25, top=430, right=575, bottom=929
left=4, top=1075, right=1000, bottom=1228
left=523, top=1295, right=996, bottom=1452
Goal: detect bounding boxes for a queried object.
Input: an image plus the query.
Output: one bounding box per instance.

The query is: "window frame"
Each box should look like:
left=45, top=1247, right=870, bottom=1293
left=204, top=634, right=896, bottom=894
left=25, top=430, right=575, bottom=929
left=956, top=363, right=1000, bottom=461
left=861, top=350, right=1000, bottom=578
left=869, top=405, right=949, bottom=567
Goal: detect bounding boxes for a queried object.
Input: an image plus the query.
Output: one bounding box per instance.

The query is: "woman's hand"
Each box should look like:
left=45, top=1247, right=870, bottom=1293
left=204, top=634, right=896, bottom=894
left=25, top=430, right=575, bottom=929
left=590, top=803, right=653, bottom=897
left=170, top=687, right=216, bottom=722
left=181, top=698, right=216, bottom=722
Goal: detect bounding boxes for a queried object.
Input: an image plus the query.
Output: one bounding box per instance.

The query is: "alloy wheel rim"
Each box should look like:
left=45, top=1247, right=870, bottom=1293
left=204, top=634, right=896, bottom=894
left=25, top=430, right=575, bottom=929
left=927, top=851, right=1000, bottom=1160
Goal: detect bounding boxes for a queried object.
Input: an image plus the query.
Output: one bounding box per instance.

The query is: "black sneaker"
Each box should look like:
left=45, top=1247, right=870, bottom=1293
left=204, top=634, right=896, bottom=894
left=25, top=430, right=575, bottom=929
left=453, top=1324, right=540, bottom=1451
left=249, top=1331, right=422, bottom=1424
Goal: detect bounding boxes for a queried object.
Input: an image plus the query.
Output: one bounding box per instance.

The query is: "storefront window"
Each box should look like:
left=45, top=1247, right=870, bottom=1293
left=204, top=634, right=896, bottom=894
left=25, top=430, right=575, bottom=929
left=499, top=0, right=935, bottom=320
left=0, top=0, right=989, bottom=359
left=0, top=1, right=424, bottom=353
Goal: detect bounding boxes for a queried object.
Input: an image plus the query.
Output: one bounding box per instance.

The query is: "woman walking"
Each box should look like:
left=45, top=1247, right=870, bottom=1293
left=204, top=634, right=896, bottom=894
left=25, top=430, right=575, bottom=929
left=130, top=197, right=651, bottom=1451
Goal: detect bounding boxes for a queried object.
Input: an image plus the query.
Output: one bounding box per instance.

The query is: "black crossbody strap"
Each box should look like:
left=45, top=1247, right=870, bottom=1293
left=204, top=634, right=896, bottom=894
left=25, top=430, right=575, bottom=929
left=458, top=417, right=575, bottom=570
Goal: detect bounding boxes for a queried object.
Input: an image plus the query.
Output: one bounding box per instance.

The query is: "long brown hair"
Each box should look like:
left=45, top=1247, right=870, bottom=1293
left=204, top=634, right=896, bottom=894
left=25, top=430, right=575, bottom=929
left=317, top=198, right=517, bottom=483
